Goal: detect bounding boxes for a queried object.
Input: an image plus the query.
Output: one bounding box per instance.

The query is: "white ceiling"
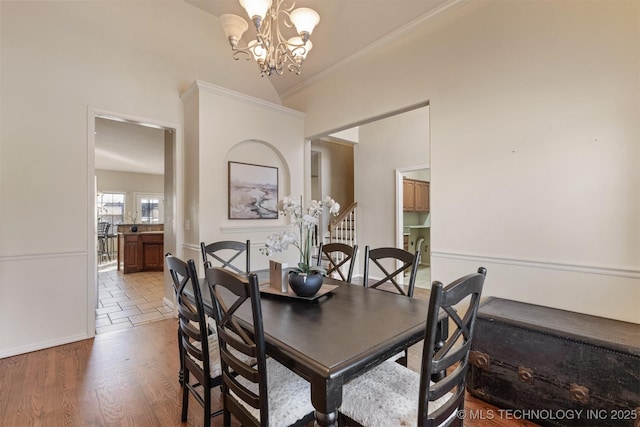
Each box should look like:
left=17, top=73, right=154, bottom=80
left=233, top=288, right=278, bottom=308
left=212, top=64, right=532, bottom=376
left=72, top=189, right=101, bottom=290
left=95, top=117, right=165, bottom=175
left=184, top=0, right=456, bottom=97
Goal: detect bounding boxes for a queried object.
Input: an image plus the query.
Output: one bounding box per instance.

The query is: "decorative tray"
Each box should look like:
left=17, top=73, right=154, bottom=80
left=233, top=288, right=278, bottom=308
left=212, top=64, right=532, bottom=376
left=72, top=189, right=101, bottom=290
left=259, top=283, right=338, bottom=302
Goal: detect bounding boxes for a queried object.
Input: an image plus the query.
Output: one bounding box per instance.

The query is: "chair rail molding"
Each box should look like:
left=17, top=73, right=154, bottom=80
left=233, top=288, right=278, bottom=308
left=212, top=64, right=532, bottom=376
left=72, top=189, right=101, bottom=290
left=431, top=250, right=640, bottom=279
left=0, top=250, right=87, bottom=262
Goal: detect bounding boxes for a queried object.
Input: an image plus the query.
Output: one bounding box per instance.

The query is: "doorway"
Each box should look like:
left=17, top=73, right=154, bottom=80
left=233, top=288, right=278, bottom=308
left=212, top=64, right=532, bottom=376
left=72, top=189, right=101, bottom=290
left=397, top=167, right=431, bottom=288
left=88, top=110, right=182, bottom=335
left=308, top=103, right=429, bottom=285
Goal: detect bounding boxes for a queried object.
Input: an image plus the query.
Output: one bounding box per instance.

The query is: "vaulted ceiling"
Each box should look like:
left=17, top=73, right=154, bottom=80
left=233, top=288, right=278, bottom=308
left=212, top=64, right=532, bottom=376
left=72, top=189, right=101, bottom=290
left=96, top=0, right=464, bottom=175
left=184, top=0, right=458, bottom=98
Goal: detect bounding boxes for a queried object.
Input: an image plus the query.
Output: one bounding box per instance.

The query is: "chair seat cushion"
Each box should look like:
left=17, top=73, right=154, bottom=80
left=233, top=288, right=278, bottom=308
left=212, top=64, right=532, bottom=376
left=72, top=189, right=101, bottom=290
left=233, top=358, right=314, bottom=426
left=191, top=333, right=222, bottom=377
left=340, top=360, right=452, bottom=427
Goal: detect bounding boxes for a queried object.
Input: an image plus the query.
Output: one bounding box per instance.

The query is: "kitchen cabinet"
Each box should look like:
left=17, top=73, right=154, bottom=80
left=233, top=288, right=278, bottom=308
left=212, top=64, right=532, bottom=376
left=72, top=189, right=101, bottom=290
left=118, top=232, right=164, bottom=274
left=403, top=179, right=415, bottom=211
left=403, top=178, right=429, bottom=212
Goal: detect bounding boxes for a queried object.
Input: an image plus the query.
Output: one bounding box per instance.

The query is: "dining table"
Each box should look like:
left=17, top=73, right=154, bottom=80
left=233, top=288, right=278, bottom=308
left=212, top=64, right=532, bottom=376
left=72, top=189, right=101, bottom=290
left=190, top=270, right=432, bottom=427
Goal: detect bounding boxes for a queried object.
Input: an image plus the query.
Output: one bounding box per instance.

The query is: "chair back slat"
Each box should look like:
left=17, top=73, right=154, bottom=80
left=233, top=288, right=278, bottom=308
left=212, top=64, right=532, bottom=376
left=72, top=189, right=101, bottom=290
left=417, top=267, right=487, bottom=426
left=363, top=246, right=420, bottom=297
left=201, top=240, right=251, bottom=273
left=206, top=267, right=269, bottom=426
left=167, top=256, right=210, bottom=370
left=317, top=242, right=358, bottom=282
left=166, top=253, right=225, bottom=425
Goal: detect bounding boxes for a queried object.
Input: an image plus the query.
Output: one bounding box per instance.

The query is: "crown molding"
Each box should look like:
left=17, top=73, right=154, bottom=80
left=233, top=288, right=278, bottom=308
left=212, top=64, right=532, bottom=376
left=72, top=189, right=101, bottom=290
left=182, top=80, right=305, bottom=118
left=281, top=0, right=472, bottom=100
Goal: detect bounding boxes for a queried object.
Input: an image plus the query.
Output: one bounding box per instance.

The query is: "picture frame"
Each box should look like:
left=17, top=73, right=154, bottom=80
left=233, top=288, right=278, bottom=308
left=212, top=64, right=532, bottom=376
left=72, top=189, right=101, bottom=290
left=228, top=161, right=279, bottom=219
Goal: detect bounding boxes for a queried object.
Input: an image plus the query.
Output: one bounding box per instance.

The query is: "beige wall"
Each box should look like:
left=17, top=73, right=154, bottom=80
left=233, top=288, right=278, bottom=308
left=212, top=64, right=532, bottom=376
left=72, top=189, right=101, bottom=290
left=311, top=139, right=355, bottom=224
left=0, top=1, right=279, bottom=357
left=356, top=107, right=430, bottom=252
left=285, top=1, right=640, bottom=323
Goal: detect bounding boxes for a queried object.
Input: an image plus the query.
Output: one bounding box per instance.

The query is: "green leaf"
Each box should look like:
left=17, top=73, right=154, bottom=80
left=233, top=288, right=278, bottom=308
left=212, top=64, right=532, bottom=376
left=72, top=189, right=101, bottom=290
left=308, top=265, right=327, bottom=275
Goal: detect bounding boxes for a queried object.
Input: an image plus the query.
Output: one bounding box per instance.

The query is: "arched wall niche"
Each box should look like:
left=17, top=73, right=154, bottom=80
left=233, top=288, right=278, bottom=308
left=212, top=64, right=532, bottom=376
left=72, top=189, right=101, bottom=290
left=225, top=139, right=291, bottom=215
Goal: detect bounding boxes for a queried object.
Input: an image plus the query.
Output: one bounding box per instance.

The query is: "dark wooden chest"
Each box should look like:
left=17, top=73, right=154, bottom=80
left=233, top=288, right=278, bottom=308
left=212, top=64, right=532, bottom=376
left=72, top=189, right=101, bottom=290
left=467, top=297, right=640, bottom=427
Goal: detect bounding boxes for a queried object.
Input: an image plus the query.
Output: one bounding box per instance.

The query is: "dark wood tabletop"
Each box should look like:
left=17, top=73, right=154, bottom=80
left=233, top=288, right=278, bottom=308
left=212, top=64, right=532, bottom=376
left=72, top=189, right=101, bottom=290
left=194, top=271, right=430, bottom=427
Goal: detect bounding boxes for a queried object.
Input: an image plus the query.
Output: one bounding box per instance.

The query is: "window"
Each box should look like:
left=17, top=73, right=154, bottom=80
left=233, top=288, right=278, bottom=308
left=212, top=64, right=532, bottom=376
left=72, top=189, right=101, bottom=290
left=135, top=193, right=164, bottom=224
left=97, top=193, right=125, bottom=233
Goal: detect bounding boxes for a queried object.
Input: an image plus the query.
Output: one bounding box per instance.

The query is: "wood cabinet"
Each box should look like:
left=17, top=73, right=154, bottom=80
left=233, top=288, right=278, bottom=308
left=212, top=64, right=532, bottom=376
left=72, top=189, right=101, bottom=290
left=118, top=232, right=164, bottom=274
left=403, top=179, right=415, bottom=211
left=403, top=178, right=429, bottom=212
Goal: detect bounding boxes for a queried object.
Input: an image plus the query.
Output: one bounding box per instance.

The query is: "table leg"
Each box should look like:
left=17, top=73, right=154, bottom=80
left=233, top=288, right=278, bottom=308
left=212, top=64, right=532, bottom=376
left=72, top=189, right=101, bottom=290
left=315, top=411, right=337, bottom=427
left=311, top=377, right=342, bottom=427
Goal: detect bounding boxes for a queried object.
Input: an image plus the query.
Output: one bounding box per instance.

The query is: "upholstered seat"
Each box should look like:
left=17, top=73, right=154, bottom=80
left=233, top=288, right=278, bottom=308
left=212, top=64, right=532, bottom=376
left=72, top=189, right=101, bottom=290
left=231, top=358, right=314, bottom=426
left=340, top=267, right=487, bottom=427
left=339, top=360, right=454, bottom=427
left=190, top=333, right=221, bottom=378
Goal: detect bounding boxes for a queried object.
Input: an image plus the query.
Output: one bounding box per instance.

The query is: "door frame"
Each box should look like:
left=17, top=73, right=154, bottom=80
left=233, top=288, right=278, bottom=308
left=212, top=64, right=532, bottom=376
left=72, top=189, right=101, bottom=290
left=87, top=107, right=183, bottom=336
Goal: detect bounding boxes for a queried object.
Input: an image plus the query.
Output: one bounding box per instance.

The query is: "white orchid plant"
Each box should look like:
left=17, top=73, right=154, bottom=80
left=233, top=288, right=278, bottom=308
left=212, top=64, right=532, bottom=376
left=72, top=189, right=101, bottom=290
left=261, top=195, right=340, bottom=275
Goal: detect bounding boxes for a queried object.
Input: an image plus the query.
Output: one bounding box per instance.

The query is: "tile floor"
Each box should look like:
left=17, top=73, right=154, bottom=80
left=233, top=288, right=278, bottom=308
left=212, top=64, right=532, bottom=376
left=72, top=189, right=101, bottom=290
left=96, top=260, right=174, bottom=334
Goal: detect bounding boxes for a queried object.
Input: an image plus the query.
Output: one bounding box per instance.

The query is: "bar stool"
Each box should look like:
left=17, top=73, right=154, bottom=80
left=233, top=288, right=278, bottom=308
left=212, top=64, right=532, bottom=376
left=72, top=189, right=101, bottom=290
left=97, top=222, right=111, bottom=263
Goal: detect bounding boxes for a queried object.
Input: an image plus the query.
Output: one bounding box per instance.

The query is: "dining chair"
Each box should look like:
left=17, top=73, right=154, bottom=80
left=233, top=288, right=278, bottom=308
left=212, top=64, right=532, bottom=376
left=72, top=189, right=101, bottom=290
left=339, top=267, right=487, bottom=427
left=200, top=240, right=251, bottom=274
left=363, top=246, right=421, bottom=365
left=97, top=221, right=111, bottom=263
left=205, top=266, right=315, bottom=427
left=316, top=242, right=359, bottom=283
left=165, top=254, right=223, bottom=427
left=363, top=246, right=421, bottom=298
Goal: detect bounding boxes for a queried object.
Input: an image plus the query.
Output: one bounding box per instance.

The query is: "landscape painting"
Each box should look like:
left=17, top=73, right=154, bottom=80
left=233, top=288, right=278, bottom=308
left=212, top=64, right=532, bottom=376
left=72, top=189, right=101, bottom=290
left=228, top=161, right=279, bottom=219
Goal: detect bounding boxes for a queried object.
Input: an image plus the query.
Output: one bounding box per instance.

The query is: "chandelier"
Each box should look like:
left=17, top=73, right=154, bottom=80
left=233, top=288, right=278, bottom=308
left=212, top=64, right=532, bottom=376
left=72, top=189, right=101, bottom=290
left=220, top=0, right=320, bottom=77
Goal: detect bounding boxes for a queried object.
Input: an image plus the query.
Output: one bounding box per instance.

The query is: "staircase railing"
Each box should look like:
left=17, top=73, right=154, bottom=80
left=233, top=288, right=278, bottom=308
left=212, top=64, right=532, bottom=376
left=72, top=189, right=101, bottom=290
left=328, top=202, right=357, bottom=246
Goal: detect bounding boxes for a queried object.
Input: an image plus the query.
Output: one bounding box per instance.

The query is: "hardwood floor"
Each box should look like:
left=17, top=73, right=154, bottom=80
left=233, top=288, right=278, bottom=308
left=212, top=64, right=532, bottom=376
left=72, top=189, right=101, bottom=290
left=0, top=306, right=539, bottom=426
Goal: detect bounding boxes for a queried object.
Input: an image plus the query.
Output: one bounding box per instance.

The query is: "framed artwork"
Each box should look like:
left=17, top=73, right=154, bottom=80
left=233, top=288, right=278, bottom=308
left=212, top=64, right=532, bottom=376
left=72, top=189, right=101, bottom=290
left=228, top=161, right=279, bottom=219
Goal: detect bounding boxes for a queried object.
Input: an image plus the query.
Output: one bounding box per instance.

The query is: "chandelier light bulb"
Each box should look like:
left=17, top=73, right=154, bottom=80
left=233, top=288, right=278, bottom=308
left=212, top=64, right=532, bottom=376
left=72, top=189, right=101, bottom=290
left=220, top=14, right=249, bottom=47
left=289, top=7, right=320, bottom=41
left=239, top=0, right=272, bottom=27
